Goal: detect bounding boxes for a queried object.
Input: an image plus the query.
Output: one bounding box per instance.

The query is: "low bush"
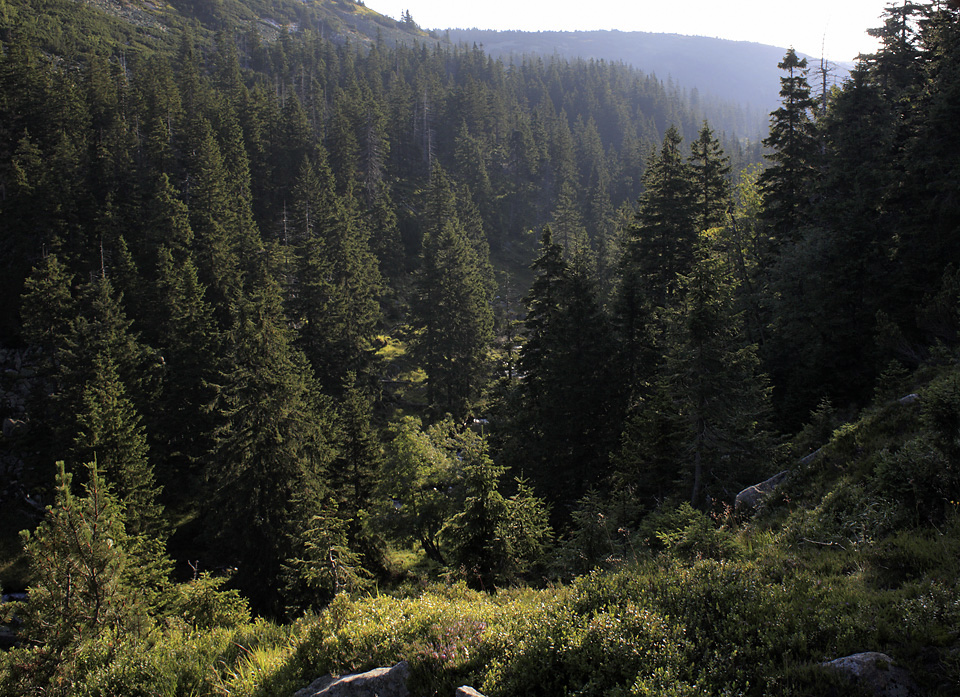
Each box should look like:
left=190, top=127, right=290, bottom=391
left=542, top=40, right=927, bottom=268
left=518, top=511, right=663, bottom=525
left=873, top=437, right=960, bottom=523
left=171, top=572, right=251, bottom=630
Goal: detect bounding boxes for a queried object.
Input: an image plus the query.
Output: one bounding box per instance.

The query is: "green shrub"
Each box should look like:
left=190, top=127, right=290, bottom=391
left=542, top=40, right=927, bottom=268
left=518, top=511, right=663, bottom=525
left=792, top=397, right=839, bottom=458
left=211, top=624, right=305, bottom=697
left=627, top=668, right=702, bottom=697
left=638, top=503, right=738, bottom=561
left=864, top=530, right=958, bottom=589
left=899, top=578, right=960, bottom=640
left=171, top=572, right=252, bottom=630
left=555, top=489, right=645, bottom=576
left=784, top=481, right=902, bottom=548
left=78, top=636, right=177, bottom=697
left=922, top=374, right=960, bottom=458
left=158, top=626, right=235, bottom=697
left=483, top=596, right=692, bottom=697
left=873, top=437, right=958, bottom=523
left=291, top=586, right=508, bottom=697
left=773, top=661, right=874, bottom=697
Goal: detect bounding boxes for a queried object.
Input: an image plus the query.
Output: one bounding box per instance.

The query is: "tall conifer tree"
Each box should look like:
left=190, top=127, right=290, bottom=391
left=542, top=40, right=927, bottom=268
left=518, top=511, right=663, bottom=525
left=16, top=461, right=146, bottom=688
left=153, top=247, right=222, bottom=488
left=204, top=277, right=334, bottom=614
left=689, top=122, right=731, bottom=233
left=657, top=234, right=777, bottom=507
left=514, top=228, right=619, bottom=509
left=414, top=165, right=493, bottom=418
left=288, top=151, right=382, bottom=393
left=621, top=126, right=697, bottom=308
left=759, top=48, right=818, bottom=246
left=73, top=353, right=164, bottom=538
left=615, top=126, right=698, bottom=393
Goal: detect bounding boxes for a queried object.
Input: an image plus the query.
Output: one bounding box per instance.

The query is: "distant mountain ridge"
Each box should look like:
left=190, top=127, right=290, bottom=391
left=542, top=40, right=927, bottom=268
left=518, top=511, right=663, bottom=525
left=6, top=0, right=798, bottom=136
left=2, top=0, right=433, bottom=58
left=447, top=29, right=848, bottom=129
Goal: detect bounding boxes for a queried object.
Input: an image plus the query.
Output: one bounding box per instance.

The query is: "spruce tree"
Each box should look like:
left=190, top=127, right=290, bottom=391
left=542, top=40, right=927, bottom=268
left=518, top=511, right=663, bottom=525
left=204, top=277, right=335, bottom=614
left=65, top=275, right=161, bottom=415
left=759, top=48, right=818, bottom=247
left=14, top=461, right=159, bottom=691
left=329, top=372, right=385, bottom=565
left=153, top=246, right=222, bottom=489
left=901, top=3, right=960, bottom=307
left=20, top=253, right=76, bottom=361
left=513, top=228, right=619, bottom=509
left=612, top=388, right=686, bottom=509
left=615, top=127, right=698, bottom=393
left=863, top=0, right=925, bottom=103
left=456, top=182, right=497, bottom=299
left=657, top=233, right=778, bottom=507
left=186, top=118, right=244, bottom=313
left=689, top=122, right=731, bottom=233
left=550, top=182, right=591, bottom=256
left=22, top=271, right=161, bottom=473
left=73, top=353, right=164, bottom=538
left=287, top=152, right=382, bottom=392
left=283, top=498, right=373, bottom=613
left=414, top=165, right=493, bottom=418
left=446, top=425, right=553, bottom=587
left=621, top=125, right=697, bottom=309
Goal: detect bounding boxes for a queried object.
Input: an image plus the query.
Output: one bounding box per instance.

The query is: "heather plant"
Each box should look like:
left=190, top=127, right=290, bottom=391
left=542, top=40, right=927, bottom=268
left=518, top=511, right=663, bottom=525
left=5, top=533, right=955, bottom=697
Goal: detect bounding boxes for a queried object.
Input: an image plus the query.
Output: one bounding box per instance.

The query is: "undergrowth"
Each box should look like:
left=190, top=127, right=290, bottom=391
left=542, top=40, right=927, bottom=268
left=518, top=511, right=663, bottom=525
left=3, top=524, right=958, bottom=696
left=5, top=366, right=960, bottom=696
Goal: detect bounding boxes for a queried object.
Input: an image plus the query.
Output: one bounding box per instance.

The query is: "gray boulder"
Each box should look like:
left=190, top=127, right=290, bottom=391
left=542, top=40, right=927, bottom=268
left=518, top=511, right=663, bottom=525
left=455, top=688, right=486, bottom=697
left=294, top=661, right=410, bottom=697
left=898, top=393, right=920, bottom=406
left=734, top=470, right=789, bottom=511
left=822, top=652, right=919, bottom=697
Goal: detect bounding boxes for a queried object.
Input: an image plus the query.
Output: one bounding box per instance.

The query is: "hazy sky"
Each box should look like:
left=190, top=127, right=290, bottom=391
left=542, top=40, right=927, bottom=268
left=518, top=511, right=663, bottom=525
left=366, top=0, right=892, bottom=62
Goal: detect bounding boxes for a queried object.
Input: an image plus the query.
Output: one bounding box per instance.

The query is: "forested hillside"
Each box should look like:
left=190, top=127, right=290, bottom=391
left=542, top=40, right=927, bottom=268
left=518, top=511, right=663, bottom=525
left=446, top=28, right=820, bottom=130
left=2, top=0, right=960, bottom=695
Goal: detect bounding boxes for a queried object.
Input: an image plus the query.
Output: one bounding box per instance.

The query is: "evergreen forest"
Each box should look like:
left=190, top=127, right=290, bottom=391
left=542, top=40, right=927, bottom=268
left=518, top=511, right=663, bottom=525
left=1, top=0, right=960, bottom=694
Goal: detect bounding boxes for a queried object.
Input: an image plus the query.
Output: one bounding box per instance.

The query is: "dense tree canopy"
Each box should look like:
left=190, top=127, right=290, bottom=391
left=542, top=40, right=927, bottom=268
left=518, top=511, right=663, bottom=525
left=2, top=0, right=960, bottom=662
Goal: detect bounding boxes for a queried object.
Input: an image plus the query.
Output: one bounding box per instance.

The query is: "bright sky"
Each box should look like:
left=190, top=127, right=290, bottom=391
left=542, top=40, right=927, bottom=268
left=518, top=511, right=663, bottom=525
left=367, top=0, right=892, bottom=62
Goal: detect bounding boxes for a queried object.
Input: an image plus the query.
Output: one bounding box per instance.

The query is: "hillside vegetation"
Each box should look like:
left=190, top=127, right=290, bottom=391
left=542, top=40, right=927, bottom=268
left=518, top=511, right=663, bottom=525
left=446, top=28, right=820, bottom=131
left=2, top=0, right=960, bottom=695
left=5, top=375, right=960, bottom=695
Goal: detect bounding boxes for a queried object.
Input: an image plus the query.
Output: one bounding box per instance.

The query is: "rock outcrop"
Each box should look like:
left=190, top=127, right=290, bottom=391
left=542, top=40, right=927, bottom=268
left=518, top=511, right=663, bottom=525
left=0, top=347, right=44, bottom=513
left=294, top=661, right=410, bottom=697
left=455, top=688, right=486, bottom=697
left=292, top=663, right=491, bottom=697
left=734, top=470, right=789, bottom=511
left=822, top=652, right=919, bottom=697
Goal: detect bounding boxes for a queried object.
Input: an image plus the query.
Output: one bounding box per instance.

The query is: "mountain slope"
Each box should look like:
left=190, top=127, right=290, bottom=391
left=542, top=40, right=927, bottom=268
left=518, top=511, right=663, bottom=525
left=447, top=29, right=846, bottom=132
left=0, top=0, right=431, bottom=59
